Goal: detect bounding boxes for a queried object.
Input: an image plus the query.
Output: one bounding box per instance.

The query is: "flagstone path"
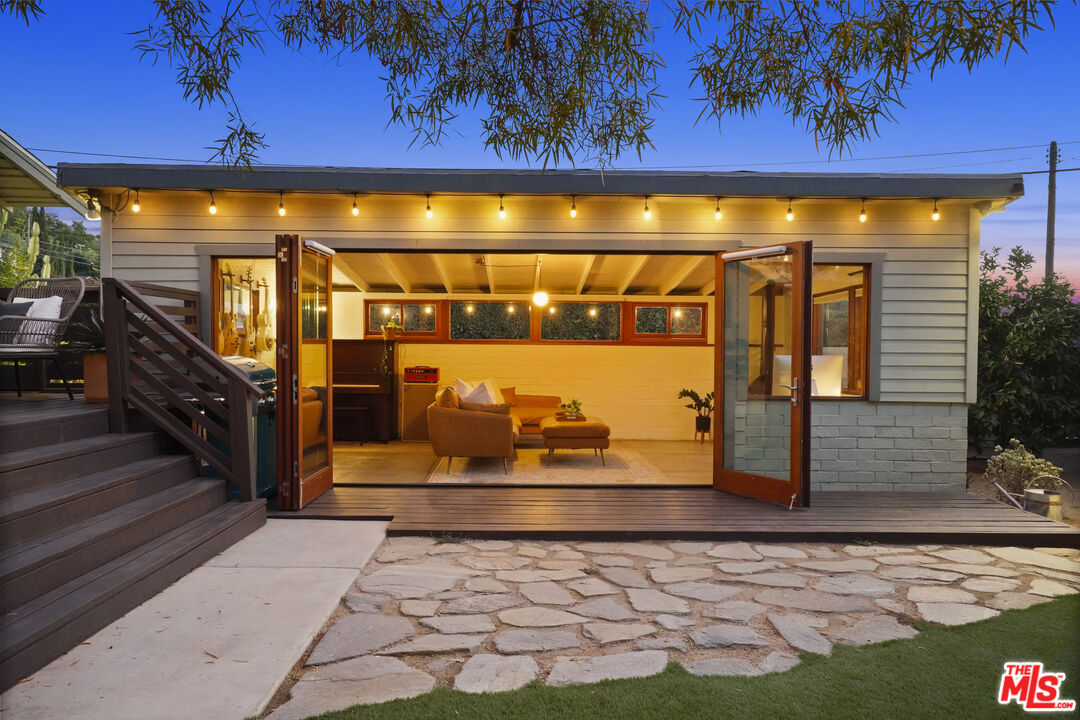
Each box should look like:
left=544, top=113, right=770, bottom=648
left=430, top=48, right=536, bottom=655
left=266, top=540, right=1080, bottom=720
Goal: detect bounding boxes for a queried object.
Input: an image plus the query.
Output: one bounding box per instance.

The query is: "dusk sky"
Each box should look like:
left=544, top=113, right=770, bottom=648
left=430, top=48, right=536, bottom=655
left=3, top=2, right=1077, bottom=285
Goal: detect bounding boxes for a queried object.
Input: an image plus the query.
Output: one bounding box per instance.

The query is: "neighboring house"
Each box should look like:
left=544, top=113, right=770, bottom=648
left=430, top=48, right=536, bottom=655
left=57, top=164, right=1022, bottom=499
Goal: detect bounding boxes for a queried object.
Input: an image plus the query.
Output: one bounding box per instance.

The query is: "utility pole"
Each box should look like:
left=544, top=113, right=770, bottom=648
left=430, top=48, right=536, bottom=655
left=1045, top=140, right=1059, bottom=280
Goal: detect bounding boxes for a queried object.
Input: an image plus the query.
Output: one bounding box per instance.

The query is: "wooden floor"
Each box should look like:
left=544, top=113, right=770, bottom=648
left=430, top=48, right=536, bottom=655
left=269, top=486, right=1080, bottom=547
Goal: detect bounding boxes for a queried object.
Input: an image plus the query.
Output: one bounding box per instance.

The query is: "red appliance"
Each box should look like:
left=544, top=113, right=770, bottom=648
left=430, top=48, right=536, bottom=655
left=404, top=366, right=439, bottom=383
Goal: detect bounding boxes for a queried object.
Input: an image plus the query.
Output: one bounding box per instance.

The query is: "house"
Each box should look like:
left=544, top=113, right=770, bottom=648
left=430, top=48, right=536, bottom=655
left=56, top=164, right=1023, bottom=508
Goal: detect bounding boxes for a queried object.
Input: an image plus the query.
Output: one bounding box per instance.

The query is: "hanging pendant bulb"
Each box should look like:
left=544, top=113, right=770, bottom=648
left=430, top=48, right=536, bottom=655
left=643, top=196, right=651, bottom=220
left=786, top=198, right=794, bottom=222
left=425, top=193, right=433, bottom=218
left=931, top=199, right=941, bottom=221
left=131, top=188, right=141, bottom=213
left=714, top=196, right=722, bottom=220
left=569, top=195, right=577, bottom=218
left=278, top=192, right=286, bottom=217
left=351, top=193, right=359, bottom=217
left=859, top=198, right=867, bottom=223
left=498, top=194, right=506, bottom=219
left=208, top=191, right=217, bottom=215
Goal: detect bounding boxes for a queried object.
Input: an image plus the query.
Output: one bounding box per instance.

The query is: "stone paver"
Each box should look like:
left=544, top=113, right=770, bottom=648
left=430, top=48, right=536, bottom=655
left=649, top=566, right=714, bottom=583
left=626, top=588, right=691, bottom=614
left=520, top=581, right=576, bottom=605
left=593, top=555, right=635, bottom=567
left=518, top=546, right=548, bottom=558
left=469, top=540, right=515, bottom=551
left=547, top=651, right=669, bottom=686
left=815, top=574, right=897, bottom=598
left=683, top=658, right=763, bottom=676
left=735, top=572, right=808, bottom=588
left=916, top=603, right=999, bottom=625
left=465, top=577, right=511, bottom=593
left=933, top=563, right=1020, bottom=578
left=755, top=545, right=809, bottom=559
left=269, top=657, right=434, bottom=720
left=714, top=560, right=786, bottom=575
left=669, top=542, right=715, bottom=554
left=691, top=624, right=770, bottom=648
left=704, top=601, right=767, bottom=621
left=656, top=613, right=696, bottom=630
left=928, top=548, right=995, bottom=564
left=584, top=622, right=658, bottom=644
left=567, top=578, right=619, bottom=596
left=797, top=559, right=878, bottom=573
left=344, top=592, right=390, bottom=613
left=961, top=578, right=1019, bottom=593
left=598, top=567, right=651, bottom=588
left=1028, top=578, right=1078, bottom=597
left=380, top=634, right=489, bottom=655
left=834, top=616, right=918, bottom=646
left=494, top=629, right=582, bottom=654
left=636, top=636, right=689, bottom=652
left=578, top=542, right=675, bottom=560
left=442, top=594, right=524, bottom=614
left=400, top=600, right=441, bottom=616
left=498, top=607, right=586, bottom=627
left=986, top=592, right=1053, bottom=610
left=420, top=615, right=496, bottom=634
left=759, top=651, right=801, bottom=673
left=880, top=566, right=964, bottom=583
left=663, top=581, right=742, bottom=602
left=454, top=654, right=538, bottom=693
left=844, top=545, right=912, bottom=556
left=987, top=547, right=1080, bottom=574
left=306, top=613, right=415, bottom=665
left=358, top=564, right=483, bottom=598
left=458, top=556, right=532, bottom=571
left=907, top=586, right=976, bottom=604
left=707, top=543, right=764, bottom=560
left=496, top=569, right=586, bottom=582
left=768, top=614, right=832, bottom=655
left=569, top=597, right=638, bottom=621
left=754, top=588, right=877, bottom=613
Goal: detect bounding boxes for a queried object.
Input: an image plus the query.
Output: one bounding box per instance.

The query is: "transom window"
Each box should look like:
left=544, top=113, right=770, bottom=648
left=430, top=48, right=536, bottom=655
left=365, top=302, right=438, bottom=336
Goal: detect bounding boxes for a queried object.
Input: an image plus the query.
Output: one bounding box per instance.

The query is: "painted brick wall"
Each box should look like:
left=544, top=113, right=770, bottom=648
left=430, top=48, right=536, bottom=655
left=810, top=401, right=967, bottom=492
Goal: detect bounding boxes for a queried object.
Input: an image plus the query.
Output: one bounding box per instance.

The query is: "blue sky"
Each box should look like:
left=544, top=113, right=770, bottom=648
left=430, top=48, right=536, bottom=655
left=2, top=2, right=1076, bottom=283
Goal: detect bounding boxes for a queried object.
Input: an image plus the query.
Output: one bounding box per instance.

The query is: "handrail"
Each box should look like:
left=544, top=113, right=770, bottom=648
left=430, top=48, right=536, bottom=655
left=101, top=277, right=263, bottom=501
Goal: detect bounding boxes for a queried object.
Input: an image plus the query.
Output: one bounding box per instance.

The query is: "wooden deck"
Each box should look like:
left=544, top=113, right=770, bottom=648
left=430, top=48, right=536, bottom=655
left=269, top=486, right=1080, bottom=547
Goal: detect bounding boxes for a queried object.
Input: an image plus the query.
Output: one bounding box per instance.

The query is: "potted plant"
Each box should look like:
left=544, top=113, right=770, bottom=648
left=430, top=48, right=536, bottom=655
left=558, top=398, right=584, bottom=420
left=381, top=320, right=402, bottom=340
left=66, top=305, right=108, bottom=403
left=985, top=439, right=1065, bottom=521
left=678, top=388, right=714, bottom=434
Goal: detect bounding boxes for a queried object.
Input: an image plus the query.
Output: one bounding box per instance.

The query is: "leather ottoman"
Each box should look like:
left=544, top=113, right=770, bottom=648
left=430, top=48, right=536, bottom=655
left=540, top=416, right=611, bottom=465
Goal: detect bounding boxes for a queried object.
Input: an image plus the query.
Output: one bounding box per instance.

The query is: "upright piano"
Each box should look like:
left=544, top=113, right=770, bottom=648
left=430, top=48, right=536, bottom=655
left=332, top=339, right=397, bottom=442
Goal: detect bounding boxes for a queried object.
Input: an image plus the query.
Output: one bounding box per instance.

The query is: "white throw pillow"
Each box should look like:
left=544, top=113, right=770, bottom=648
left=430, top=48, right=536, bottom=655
left=460, top=381, right=496, bottom=405
left=13, top=295, right=63, bottom=319
left=454, top=378, right=475, bottom=399
left=482, top=378, right=505, bottom=405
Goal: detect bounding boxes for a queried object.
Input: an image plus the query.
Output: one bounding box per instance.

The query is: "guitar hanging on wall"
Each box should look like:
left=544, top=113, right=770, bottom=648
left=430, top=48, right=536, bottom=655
left=220, top=265, right=242, bottom=356
left=254, top=277, right=274, bottom=353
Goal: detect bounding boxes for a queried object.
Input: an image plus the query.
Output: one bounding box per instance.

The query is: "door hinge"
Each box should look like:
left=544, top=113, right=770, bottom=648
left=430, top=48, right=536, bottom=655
left=292, top=276, right=298, bottom=293
left=293, top=460, right=299, bottom=478
left=292, top=374, right=298, bottom=404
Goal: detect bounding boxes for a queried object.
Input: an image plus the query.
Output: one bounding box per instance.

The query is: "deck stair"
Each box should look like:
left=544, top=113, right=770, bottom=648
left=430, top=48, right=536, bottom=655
left=0, top=399, right=265, bottom=690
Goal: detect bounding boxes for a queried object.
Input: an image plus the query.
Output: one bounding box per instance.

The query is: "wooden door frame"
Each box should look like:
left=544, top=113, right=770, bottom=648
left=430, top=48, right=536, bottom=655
left=713, top=242, right=812, bottom=508
left=276, top=234, right=335, bottom=510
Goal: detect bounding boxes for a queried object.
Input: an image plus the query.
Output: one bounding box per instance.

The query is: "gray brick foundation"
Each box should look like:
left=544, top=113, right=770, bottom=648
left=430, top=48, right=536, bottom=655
left=810, top=402, right=967, bottom=493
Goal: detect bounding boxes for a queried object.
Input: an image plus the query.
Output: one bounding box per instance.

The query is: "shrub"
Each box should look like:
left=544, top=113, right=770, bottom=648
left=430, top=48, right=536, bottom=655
left=984, top=439, right=1063, bottom=494
left=969, top=247, right=1080, bottom=453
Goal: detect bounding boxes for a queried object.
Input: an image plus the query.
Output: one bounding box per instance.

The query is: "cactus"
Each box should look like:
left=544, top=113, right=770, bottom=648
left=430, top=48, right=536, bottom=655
left=27, top=219, right=40, bottom=275
left=40, top=254, right=52, bottom=278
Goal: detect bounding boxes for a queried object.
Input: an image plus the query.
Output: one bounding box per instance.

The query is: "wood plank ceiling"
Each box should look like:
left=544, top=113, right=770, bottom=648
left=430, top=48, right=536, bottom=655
left=333, top=253, right=717, bottom=296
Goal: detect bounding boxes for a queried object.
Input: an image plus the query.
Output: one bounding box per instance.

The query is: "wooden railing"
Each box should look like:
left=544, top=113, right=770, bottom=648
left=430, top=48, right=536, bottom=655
left=101, top=278, right=264, bottom=501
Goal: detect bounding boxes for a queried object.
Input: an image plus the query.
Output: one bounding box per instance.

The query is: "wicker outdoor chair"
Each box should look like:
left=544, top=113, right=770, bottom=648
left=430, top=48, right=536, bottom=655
left=0, top=277, right=86, bottom=399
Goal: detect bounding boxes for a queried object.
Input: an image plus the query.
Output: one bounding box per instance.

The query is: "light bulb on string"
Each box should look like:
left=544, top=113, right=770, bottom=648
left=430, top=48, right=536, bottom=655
left=569, top=195, right=577, bottom=218
left=714, top=196, right=722, bottom=220
left=352, top=193, right=359, bottom=217
left=131, top=188, right=140, bottom=213
left=785, top=198, right=794, bottom=222
left=208, top=191, right=217, bottom=215
left=643, top=196, right=651, bottom=220
left=859, top=198, right=867, bottom=223
left=278, top=192, right=286, bottom=217
left=425, top=193, right=433, bottom=218
left=931, top=199, right=941, bottom=221
left=498, top=194, right=506, bottom=219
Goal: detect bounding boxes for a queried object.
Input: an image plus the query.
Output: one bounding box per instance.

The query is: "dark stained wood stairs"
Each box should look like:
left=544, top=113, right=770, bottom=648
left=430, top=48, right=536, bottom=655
left=0, top=399, right=265, bottom=690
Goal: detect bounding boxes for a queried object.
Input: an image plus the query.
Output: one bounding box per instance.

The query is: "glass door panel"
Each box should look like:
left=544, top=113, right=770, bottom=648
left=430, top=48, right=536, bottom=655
left=714, top=242, right=812, bottom=507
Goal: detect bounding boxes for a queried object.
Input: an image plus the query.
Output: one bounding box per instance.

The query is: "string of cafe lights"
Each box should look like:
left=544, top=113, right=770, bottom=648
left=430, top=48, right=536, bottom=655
left=115, top=187, right=953, bottom=223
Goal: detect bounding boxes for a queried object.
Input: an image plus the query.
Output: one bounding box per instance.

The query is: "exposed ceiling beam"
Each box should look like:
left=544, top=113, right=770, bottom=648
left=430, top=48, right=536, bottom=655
left=483, top=254, right=496, bottom=294
left=618, top=256, right=651, bottom=296
left=430, top=254, right=454, bottom=294
left=333, top=257, right=371, bottom=291
left=659, top=256, right=706, bottom=296
left=698, top=278, right=716, bottom=296
left=376, top=253, right=413, bottom=293
left=575, top=255, right=596, bottom=295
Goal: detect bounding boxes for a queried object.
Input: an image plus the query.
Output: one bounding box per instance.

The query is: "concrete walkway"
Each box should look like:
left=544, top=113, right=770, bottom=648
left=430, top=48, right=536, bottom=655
left=1, top=519, right=387, bottom=720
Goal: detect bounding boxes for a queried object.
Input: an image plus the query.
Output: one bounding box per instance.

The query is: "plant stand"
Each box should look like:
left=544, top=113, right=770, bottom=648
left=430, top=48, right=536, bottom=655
left=694, top=415, right=712, bottom=444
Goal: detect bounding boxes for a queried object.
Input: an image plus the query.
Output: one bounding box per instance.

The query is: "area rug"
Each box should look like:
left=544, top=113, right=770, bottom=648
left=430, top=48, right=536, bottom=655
left=426, top=447, right=677, bottom=484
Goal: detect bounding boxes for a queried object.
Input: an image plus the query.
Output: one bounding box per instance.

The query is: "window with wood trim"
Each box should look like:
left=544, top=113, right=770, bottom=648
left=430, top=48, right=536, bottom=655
left=811, top=264, right=869, bottom=397
left=449, top=300, right=530, bottom=340
left=365, top=301, right=438, bottom=336
left=540, top=302, right=621, bottom=341
left=628, top=303, right=708, bottom=341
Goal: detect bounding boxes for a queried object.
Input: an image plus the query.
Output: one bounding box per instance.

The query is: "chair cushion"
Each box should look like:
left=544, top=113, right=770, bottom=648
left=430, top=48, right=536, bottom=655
left=540, top=417, right=610, bottom=438
left=435, top=385, right=460, bottom=408
left=13, top=295, right=63, bottom=319
left=501, top=386, right=517, bottom=405
left=460, top=401, right=511, bottom=415
left=512, top=405, right=561, bottom=427
left=0, top=300, right=31, bottom=319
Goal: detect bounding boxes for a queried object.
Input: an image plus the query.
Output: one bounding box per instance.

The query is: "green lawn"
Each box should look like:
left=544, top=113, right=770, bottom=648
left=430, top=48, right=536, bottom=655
left=297, top=595, right=1080, bottom=720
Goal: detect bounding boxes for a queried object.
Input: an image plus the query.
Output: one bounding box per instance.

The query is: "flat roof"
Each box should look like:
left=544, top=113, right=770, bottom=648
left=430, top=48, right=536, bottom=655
left=1, top=131, right=90, bottom=214
left=57, top=163, right=1025, bottom=200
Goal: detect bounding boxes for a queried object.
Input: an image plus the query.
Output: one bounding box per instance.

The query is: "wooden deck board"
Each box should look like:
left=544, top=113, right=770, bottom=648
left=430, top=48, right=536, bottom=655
left=268, top=487, right=1080, bottom=546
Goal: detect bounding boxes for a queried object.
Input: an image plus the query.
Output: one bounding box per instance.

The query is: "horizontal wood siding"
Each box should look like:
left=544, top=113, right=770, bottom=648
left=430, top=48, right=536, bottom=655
left=105, top=190, right=980, bottom=404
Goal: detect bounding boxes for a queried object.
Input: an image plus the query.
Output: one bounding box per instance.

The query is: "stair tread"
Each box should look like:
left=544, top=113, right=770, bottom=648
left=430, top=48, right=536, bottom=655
left=0, top=455, right=193, bottom=521
left=0, top=432, right=156, bottom=474
left=0, top=478, right=224, bottom=572
left=1, top=500, right=265, bottom=661
left=0, top=402, right=107, bottom=429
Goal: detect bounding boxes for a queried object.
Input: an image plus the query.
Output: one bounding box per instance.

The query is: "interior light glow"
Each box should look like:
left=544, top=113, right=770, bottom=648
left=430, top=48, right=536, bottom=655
left=674, top=309, right=683, bottom=318
left=465, top=304, right=474, bottom=314
left=588, top=307, right=597, bottom=317
left=382, top=306, right=391, bottom=316
left=424, top=306, right=433, bottom=314
left=532, top=291, right=549, bottom=307
left=507, top=304, right=516, bottom=314
left=548, top=306, right=556, bottom=314
left=131, top=188, right=140, bottom=213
